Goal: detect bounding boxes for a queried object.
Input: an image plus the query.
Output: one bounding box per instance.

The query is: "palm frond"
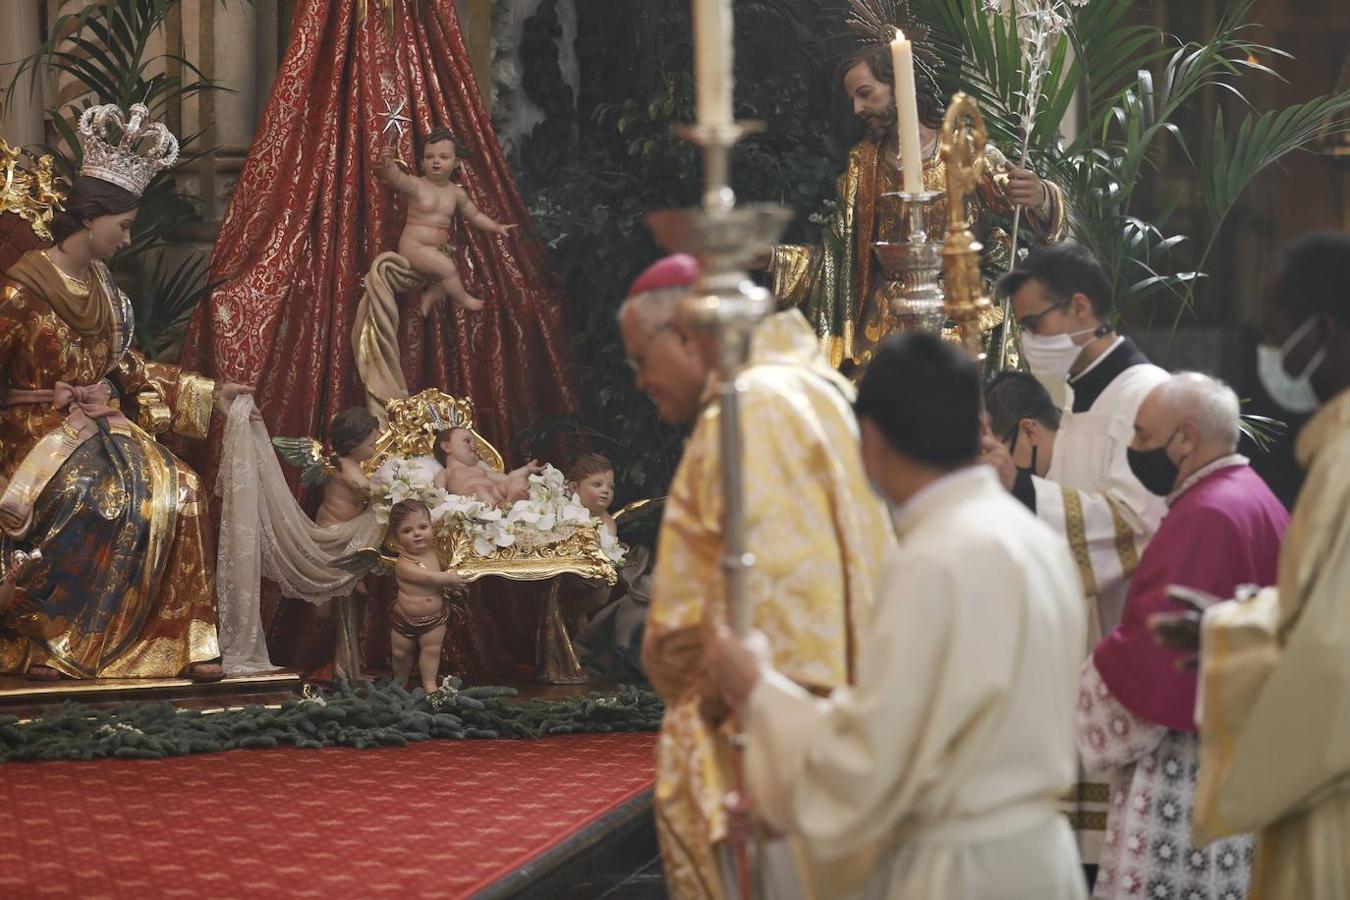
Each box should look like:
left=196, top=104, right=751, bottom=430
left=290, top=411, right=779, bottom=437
left=1239, top=413, right=1287, bottom=454
left=1199, top=94, right=1350, bottom=239
left=127, top=249, right=217, bottom=360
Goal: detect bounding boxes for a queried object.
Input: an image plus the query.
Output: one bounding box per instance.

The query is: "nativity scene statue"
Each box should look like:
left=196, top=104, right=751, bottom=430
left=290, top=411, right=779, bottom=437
left=0, top=106, right=255, bottom=682
left=770, top=0, right=1068, bottom=372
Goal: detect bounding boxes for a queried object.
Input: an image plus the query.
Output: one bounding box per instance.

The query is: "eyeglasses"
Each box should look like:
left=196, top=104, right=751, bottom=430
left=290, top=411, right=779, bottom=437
left=624, top=323, right=677, bottom=374
left=1017, top=300, right=1070, bottom=334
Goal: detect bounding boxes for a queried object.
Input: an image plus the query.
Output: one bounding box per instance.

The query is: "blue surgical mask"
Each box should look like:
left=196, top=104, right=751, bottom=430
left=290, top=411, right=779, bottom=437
left=1257, top=317, right=1325, bottom=414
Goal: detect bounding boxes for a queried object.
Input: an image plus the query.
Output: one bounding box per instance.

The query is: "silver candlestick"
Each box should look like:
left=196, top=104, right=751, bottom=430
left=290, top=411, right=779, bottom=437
left=872, top=189, right=947, bottom=336
left=646, top=121, right=792, bottom=900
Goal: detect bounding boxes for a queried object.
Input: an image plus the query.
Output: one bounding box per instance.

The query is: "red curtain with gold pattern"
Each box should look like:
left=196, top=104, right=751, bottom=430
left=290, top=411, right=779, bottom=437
left=181, top=0, right=578, bottom=678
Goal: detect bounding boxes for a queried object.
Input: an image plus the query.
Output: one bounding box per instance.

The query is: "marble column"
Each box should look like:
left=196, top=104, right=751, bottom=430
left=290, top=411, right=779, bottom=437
left=0, top=3, right=46, bottom=149
left=177, top=0, right=264, bottom=240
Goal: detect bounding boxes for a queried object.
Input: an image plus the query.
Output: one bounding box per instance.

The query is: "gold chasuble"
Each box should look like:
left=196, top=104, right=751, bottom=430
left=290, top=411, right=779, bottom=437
left=772, top=139, right=1066, bottom=371
left=1193, top=388, right=1350, bottom=898
left=0, top=250, right=220, bottom=678
left=643, top=310, right=895, bottom=899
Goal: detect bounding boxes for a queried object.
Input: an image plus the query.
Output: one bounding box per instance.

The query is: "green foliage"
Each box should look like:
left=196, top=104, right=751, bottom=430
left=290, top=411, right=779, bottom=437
left=519, top=77, right=698, bottom=501
left=0, top=679, right=662, bottom=762
left=916, top=0, right=1350, bottom=323
left=1237, top=411, right=1287, bottom=454
left=131, top=250, right=220, bottom=360
left=518, top=1, right=849, bottom=500
left=3, top=0, right=245, bottom=360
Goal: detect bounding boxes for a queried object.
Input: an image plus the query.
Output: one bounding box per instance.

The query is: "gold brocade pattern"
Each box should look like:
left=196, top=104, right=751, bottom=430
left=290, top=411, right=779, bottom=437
left=642, top=311, right=896, bottom=899
left=0, top=249, right=221, bottom=677
left=770, top=138, right=1066, bottom=371
left=173, top=373, right=216, bottom=440
left=136, top=389, right=173, bottom=435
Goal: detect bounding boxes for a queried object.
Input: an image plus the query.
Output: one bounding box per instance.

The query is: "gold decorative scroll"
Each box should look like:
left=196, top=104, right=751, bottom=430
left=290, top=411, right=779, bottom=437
left=1, top=140, right=65, bottom=243
left=939, top=93, right=995, bottom=360
left=364, top=388, right=504, bottom=474
left=437, top=524, right=618, bottom=586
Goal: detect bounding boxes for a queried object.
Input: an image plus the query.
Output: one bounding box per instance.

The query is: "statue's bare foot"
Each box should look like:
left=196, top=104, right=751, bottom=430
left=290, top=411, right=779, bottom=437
left=418, top=284, right=447, bottom=316
left=451, top=293, right=485, bottom=312
left=186, top=661, right=225, bottom=683
left=26, top=664, right=62, bottom=682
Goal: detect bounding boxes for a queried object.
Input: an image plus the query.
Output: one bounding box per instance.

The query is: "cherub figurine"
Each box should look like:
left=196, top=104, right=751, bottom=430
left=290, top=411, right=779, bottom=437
left=388, top=499, right=466, bottom=692
left=313, top=408, right=382, bottom=528
left=563, top=453, right=621, bottom=640
left=272, top=407, right=382, bottom=679
left=376, top=127, right=515, bottom=315
left=569, top=453, right=617, bottom=536
left=432, top=426, right=541, bottom=506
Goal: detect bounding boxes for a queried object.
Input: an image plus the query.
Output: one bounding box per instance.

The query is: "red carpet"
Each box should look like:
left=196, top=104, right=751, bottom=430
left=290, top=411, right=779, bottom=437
left=0, top=732, right=656, bottom=898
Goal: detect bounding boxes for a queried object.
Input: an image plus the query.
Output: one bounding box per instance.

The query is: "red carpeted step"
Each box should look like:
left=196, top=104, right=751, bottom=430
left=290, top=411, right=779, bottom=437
left=0, top=732, right=656, bottom=897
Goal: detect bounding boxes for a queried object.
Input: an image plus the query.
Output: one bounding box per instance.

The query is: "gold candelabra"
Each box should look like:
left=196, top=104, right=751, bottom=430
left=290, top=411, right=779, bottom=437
left=940, top=93, right=995, bottom=361
left=869, top=93, right=995, bottom=362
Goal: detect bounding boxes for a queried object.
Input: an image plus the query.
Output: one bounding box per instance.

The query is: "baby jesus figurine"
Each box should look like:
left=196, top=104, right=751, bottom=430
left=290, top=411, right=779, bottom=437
left=433, top=427, right=541, bottom=506
left=376, top=127, right=515, bottom=315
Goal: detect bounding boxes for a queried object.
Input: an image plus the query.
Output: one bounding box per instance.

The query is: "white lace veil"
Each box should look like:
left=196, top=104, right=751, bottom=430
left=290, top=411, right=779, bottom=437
left=215, top=397, right=386, bottom=674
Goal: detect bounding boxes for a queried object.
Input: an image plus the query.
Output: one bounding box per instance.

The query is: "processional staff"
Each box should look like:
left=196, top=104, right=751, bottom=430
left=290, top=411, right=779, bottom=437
left=645, top=1, right=791, bottom=897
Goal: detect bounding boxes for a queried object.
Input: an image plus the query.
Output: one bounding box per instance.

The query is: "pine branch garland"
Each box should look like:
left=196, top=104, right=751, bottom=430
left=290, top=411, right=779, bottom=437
left=0, top=680, right=663, bottom=763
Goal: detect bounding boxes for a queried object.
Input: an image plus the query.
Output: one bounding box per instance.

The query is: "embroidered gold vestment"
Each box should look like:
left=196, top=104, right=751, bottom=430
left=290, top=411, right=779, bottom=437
left=642, top=310, right=896, bottom=898
left=1193, top=388, right=1350, bottom=898
left=0, top=250, right=220, bottom=677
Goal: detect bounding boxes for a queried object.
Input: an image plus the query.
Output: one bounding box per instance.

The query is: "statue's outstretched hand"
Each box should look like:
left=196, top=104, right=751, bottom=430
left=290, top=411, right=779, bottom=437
left=1004, top=161, right=1047, bottom=208
left=214, top=383, right=260, bottom=420
left=493, top=223, right=517, bottom=237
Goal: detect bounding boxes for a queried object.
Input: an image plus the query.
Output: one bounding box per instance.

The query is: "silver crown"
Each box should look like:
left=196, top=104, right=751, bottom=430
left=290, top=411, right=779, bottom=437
left=77, top=103, right=179, bottom=196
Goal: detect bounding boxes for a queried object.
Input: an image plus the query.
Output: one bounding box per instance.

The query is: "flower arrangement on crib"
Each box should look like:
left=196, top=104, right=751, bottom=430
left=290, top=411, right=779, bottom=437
left=370, top=457, right=626, bottom=564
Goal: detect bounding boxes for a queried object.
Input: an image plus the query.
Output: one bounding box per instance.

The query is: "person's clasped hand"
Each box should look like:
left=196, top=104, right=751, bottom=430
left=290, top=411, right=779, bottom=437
left=703, top=626, right=773, bottom=708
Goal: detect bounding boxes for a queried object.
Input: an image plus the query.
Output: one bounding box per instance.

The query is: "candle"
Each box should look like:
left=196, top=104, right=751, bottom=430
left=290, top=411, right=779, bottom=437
left=890, top=29, right=925, bottom=194
left=693, top=0, right=734, bottom=129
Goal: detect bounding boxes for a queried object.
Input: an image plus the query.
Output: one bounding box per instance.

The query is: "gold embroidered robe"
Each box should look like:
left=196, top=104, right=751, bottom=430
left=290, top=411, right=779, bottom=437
left=0, top=250, right=220, bottom=677
left=1192, top=388, right=1350, bottom=898
left=771, top=139, right=1067, bottom=371
left=642, top=309, right=896, bottom=899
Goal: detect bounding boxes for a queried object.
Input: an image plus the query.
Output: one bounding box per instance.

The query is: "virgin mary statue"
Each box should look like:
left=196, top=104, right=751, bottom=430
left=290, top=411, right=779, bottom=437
left=0, top=105, right=253, bottom=681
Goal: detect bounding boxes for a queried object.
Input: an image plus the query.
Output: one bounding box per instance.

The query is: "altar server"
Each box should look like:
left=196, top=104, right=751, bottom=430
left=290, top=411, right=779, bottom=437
left=706, top=332, right=1087, bottom=900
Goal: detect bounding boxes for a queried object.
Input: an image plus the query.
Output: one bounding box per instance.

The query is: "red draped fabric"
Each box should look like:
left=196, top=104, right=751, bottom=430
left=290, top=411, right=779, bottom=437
left=181, top=0, right=578, bottom=678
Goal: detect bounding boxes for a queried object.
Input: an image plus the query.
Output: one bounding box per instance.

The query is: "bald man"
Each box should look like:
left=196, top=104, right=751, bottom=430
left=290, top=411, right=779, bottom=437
left=1078, top=372, right=1289, bottom=899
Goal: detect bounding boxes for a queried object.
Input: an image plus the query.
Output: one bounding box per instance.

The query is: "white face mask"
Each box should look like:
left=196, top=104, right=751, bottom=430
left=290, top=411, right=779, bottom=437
left=1020, top=327, right=1096, bottom=383
left=1257, top=317, right=1325, bottom=414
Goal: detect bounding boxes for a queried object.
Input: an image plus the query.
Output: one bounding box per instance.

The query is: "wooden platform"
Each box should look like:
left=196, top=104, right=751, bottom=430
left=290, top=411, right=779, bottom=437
left=0, top=669, right=304, bottom=717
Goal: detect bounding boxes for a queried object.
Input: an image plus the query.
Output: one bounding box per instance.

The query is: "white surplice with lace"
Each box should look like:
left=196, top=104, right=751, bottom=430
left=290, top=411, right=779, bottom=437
left=1078, top=658, right=1253, bottom=900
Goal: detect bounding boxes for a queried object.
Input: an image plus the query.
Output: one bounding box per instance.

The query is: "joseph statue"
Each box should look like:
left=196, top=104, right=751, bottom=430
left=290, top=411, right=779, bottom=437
left=771, top=44, right=1068, bottom=372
